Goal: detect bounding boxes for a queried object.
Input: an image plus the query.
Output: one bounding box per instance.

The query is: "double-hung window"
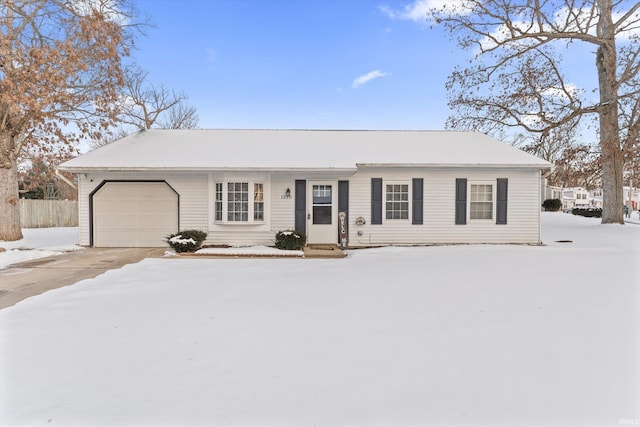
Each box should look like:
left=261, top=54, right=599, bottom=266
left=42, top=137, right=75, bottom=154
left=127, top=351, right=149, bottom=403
left=385, top=183, right=409, bottom=220
left=215, top=183, right=223, bottom=221
left=214, top=181, right=265, bottom=223
left=456, top=178, right=507, bottom=225
left=470, top=183, right=493, bottom=220
left=253, top=183, right=264, bottom=221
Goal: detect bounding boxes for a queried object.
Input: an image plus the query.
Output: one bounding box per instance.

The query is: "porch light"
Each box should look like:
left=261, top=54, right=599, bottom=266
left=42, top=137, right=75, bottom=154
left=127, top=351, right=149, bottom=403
left=285, top=188, right=291, bottom=199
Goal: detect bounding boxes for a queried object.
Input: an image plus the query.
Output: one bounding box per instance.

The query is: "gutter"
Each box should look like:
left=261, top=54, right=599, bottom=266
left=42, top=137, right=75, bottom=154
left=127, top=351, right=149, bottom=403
left=57, top=163, right=553, bottom=173
left=357, top=163, right=553, bottom=169
left=56, top=166, right=360, bottom=173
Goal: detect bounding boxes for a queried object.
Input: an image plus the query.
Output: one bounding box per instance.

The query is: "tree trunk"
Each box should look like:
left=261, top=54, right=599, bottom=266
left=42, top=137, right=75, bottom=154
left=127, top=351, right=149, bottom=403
left=0, top=130, right=23, bottom=241
left=596, top=0, right=624, bottom=224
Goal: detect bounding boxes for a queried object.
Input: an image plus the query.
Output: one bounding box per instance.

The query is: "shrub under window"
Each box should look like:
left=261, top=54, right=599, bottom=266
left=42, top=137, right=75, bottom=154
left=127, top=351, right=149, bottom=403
left=275, top=230, right=306, bottom=250
left=166, top=229, right=207, bottom=253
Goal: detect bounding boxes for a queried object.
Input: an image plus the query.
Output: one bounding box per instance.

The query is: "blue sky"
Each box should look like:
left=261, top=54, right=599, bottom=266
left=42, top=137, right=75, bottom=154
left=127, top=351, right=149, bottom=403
left=130, top=0, right=463, bottom=130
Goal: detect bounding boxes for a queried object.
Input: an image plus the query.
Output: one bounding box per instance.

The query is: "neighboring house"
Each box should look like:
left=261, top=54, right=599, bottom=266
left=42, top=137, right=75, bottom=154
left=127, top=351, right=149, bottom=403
left=589, top=188, right=603, bottom=209
left=57, top=129, right=552, bottom=248
left=542, top=183, right=563, bottom=209
left=562, top=187, right=590, bottom=211
left=623, top=186, right=639, bottom=210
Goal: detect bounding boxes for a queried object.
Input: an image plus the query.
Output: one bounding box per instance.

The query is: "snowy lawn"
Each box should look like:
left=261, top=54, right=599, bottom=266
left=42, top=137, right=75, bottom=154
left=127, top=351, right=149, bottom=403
left=0, top=227, right=82, bottom=269
left=1, top=213, right=639, bottom=427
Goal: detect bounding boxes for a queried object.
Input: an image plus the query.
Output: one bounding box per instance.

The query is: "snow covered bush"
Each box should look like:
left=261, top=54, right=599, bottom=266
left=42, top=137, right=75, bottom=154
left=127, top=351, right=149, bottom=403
left=274, top=230, right=306, bottom=250
left=166, top=230, right=207, bottom=253
left=542, top=198, right=562, bottom=211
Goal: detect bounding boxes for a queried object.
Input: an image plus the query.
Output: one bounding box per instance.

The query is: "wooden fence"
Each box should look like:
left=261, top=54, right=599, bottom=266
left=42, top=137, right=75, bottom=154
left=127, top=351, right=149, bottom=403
left=19, top=199, right=79, bottom=228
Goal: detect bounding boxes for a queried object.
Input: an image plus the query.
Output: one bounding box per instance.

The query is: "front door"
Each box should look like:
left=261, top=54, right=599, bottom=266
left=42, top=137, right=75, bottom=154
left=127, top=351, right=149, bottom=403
left=307, top=181, right=337, bottom=244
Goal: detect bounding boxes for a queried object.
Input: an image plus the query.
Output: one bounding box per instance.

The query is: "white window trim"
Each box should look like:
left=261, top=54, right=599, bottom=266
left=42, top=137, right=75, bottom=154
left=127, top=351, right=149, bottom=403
left=209, top=175, right=270, bottom=228
left=468, top=180, right=495, bottom=222
left=384, top=180, right=411, bottom=222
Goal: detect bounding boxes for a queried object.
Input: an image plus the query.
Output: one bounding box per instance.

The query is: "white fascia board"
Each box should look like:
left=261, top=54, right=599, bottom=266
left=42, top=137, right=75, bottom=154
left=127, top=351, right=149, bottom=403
left=356, top=163, right=552, bottom=170
left=56, top=166, right=359, bottom=173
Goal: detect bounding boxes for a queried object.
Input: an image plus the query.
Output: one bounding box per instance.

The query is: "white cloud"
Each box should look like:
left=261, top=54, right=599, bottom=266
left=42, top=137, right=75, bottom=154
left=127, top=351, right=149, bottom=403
left=541, top=84, right=580, bottom=100
left=478, top=21, right=535, bottom=52
left=71, top=0, right=129, bottom=24
left=352, top=70, right=389, bottom=88
left=379, top=0, right=470, bottom=22
left=479, top=6, right=639, bottom=51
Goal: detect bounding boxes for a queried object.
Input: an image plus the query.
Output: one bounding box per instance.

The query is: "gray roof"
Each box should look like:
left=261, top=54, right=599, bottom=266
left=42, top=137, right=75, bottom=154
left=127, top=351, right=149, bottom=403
left=58, top=129, right=552, bottom=172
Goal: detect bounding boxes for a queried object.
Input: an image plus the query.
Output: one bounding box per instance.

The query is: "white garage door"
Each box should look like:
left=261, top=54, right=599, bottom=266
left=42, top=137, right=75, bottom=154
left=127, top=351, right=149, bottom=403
left=93, top=182, right=178, bottom=247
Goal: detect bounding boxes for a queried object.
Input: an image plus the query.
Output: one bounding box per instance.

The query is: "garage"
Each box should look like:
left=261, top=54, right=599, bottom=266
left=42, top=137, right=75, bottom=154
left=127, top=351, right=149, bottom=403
left=92, top=182, right=178, bottom=247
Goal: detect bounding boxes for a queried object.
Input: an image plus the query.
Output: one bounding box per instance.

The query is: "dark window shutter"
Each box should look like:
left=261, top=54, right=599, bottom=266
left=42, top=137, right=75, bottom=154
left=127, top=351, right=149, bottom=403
left=295, top=180, right=306, bottom=233
left=412, top=178, right=423, bottom=225
left=338, top=181, right=349, bottom=213
left=338, top=180, right=349, bottom=239
left=496, top=178, right=508, bottom=225
left=371, top=178, right=382, bottom=225
left=455, top=178, right=467, bottom=225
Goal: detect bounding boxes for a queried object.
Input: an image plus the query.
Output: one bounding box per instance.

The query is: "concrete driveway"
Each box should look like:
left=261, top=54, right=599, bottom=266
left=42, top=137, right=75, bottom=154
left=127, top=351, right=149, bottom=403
left=0, top=248, right=165, bottom=309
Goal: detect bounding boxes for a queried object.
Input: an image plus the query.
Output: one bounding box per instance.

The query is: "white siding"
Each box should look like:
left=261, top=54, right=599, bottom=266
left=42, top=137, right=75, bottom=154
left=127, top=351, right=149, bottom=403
left=77, top=172, right=208, bottom=247
left=77, top=176, right=91, bottom=246
left=270, top=175, right=296, bottom=232
left=76, top=167, right=542, bottom=247
left=347, top=167, right=542, bottom=246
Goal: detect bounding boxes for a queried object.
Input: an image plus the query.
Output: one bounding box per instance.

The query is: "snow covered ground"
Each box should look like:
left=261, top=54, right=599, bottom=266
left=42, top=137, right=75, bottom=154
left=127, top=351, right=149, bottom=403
left=1, top=213, right=639, bottom=427
left=0, top=227, right=82, bottom=269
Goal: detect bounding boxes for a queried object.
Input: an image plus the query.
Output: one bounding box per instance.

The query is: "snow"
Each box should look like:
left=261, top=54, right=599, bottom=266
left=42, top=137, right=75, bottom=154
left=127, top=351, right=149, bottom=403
left=194, top=245, right=303, bottom=257
left=58, top=129, right=552, bottom=171
left=0, top=227, right=82, bottom=269
left=168, top=235, right=197, bottom=246
left=1, top=214, right=639, bottom=426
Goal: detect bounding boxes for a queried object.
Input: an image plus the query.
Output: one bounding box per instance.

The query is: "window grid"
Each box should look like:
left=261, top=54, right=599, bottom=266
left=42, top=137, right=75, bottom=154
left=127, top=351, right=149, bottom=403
left=312, top=185, right=332, bottom=204
left=254, top=183, right=264, bottom=221
left=227, top=182, right=249, bottom=222
left=215, top=183, right=223, bottom=221
left=385, top=184, right=409, bottom=220
left=470, top=184, right=493, bottom=220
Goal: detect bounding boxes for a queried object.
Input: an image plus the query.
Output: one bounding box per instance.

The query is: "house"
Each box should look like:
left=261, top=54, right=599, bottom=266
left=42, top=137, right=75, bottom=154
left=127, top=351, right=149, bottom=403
left=562, top=187, right=590, bottom=211
left=541, top=182, right=563, bottom=210
left=589, top=188, right=603, bottom=209
left=623, top=186, right=639, bottom=210
left=57, top=129, right=553, bottom=248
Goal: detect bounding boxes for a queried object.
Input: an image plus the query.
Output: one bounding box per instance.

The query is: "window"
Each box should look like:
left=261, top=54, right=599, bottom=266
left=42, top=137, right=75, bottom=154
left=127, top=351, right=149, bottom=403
left=215, top=183, right=223, bottom=221
left=254, top=183, right=264, bottom=221
left=215, top=181, right=265, bottom=223
left=227, top=182, right=248, bottom=221
left=470, top=184, right=493, bottom=220
left=312, top=184, right=332, bottom=224
left=386, top=183, right=409, bottom=220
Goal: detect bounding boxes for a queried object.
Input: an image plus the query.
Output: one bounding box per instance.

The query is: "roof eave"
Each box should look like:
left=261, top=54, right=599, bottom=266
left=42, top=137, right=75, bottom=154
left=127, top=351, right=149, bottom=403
left=56, top=166, right=360, bottom=173
left=58, top=164, right=553, bottom=173
left=356, top=163, right=553, bottom=169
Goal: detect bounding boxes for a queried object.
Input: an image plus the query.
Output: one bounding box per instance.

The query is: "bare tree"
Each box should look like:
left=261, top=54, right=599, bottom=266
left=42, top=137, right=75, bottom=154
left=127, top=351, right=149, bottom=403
left=620, top=72, right=640, bottom=189
left=17, top=137, right=77, bottom=200
left=430, top=0, right=640, bottom=223
left=512, top=120, right=599, bottom=188
left=91, top=65, right=199, bottom=148
left=0, top=0, right=141, bottom=240
left=159, top=102, right=200, bottom=130
left=119, top=65, right=183, bottom=130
